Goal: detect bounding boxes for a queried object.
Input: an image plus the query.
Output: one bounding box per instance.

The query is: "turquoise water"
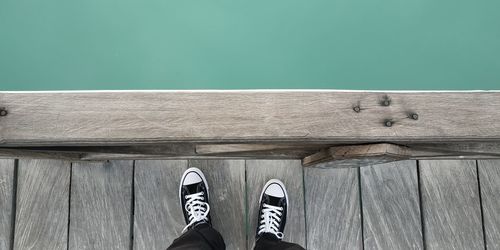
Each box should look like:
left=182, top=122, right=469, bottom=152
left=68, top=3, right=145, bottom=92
left=1, top=0, right=499, bottom=90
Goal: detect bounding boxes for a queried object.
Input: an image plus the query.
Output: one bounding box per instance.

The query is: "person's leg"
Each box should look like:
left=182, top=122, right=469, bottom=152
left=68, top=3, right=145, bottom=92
left=254, top=234, right=305, bottom=250
left=253, top=179, right=305, bottom=250
left=167, top=167, right=226, bottom=250
left=167, top=223, right=225, bottom=250
left=254, top=233, right=305, bottom=250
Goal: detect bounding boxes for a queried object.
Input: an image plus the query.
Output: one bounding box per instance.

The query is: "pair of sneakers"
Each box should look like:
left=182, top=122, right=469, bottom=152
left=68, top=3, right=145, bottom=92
left=179, top=167, right=288, bottom=240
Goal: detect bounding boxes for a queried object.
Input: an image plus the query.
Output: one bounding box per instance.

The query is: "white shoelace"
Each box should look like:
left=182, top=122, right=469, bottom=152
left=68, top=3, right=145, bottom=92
left=258, top=203, right=284, bottom=239
left=182, top=192, right=210, bottom=233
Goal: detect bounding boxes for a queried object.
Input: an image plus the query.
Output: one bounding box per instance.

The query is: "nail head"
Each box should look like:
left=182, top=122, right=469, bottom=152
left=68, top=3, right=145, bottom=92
left=411, top=113, right=418, bottom=120
left=353, top=106, right=361, bottom=113
left=384, top=120, right=393, bottom=127
left=0, top=109, right=7, bottom=116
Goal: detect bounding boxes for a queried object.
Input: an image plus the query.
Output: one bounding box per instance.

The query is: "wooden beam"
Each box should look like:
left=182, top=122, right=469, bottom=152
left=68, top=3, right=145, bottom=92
left=0, top=91, right=499, bottom=147
left=2, top=141, right=500, bottom=163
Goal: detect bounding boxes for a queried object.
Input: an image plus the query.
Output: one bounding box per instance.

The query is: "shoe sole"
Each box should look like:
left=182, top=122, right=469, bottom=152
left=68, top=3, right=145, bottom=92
left=259, top=179, right=289, bottom=216
left=178, top=167, right=210, bottom=205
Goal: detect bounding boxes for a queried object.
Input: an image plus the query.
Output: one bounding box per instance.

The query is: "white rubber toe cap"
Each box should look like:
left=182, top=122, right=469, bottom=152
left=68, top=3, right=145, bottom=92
left=182, top=170, right=203, bottom=185
left=264, top=181, right=286, bottom=198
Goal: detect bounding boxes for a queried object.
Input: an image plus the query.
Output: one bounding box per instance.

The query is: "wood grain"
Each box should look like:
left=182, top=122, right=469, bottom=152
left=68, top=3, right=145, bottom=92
left=1, top=91, right=500, bottom=146
left=0, top=159, right=15, bottom=250
left=360, top=161, right=423, bottom=249
left=419, top=160, right=484, bottom=250
left=189, top=160, right=246, bottom=250
left=133, top=160, right=187, bottom=250
left=69, top=160, right=133, bottom=250
left=246, top=160, right=306, bottom=249
left=14, top=159, right=70, bottom=250
left=304, top=166, right=362, bottom=250
left=478, top=160, right=500, bottom=250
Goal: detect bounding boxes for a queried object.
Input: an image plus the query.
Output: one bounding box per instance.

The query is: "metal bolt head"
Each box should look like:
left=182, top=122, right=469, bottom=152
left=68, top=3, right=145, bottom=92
left=382, top=99, right=391, bottom=106
left=410, top=113, right=418, bottom=120
left=353, top=106, right=361, bottom=113
left=384, top=120, right=393, bottom=127
left=0, top=109, right=7, bottom=116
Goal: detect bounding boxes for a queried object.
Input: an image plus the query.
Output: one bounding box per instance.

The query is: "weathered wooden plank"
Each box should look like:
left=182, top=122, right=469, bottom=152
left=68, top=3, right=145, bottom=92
left=189, top=160, right=246, bottom=250
left=304, top=166, right=362, bottom=250
left=1, top=91, right=500, bottom=146
left=246, top=160, right=306, bottom=249
left=419, top=160, right=484, bottom=249
left=478, top=160, right=500, bottom=249
left=360, top=161, right=423, bottom=249
left=133, top=160, right=187, bottom=250
left=69, top=160, right=133, bottom=250
left=0, top=159, right=15, bottom=250
left=14, top=159, right=70, bottom=250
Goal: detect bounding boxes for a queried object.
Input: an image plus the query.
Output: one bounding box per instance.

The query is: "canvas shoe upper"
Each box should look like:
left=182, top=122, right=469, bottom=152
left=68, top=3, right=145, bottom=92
left=179, top=167, right=211, bottom=232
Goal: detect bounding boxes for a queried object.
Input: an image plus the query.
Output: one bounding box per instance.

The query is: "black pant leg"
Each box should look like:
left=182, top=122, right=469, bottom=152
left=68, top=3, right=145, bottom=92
left=254, top=234, right=305, bottom=250
left=167, top=224, right=226, bottom=250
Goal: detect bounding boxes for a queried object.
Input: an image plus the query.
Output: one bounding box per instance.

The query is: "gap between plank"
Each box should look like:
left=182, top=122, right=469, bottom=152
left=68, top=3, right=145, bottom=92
left=475, top=160, right=487, bottom=250
left=301, top=167, right=308, bottom=249
left=416, top=161, right=426, bottom=250
left=129, top=161, right=136, bottom=250
left=358, top=167, right=365, bottom=250
left=66, top=163, right=73, bottom=250
left=244, top=160, right=249, bottom=250
left=9, top=159, right=19, bottom=250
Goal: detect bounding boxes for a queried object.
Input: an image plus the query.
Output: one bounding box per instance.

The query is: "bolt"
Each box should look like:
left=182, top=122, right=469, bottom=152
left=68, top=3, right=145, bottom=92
left=410, top=113, right=418, bottom=120
left=384, top=120, right=393, bottom=127
left=0, top=109, right=7, bottom=117
left=353, top=106, right=361, bottom=113
left=382, top=99, right=391, bottom=106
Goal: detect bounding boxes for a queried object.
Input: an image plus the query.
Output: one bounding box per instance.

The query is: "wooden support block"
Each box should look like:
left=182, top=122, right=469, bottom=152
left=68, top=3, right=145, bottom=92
left=303, top=142, right=500, bottom=168
left=303, top=143, right=412, bottom=167
left=196, top=143, right=323, bottom=158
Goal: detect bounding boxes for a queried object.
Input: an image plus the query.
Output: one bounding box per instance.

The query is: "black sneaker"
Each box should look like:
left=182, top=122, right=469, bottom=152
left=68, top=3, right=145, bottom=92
left=179, top=167, right=211, bottom=232
left=256, top=179, right=288, bottom=240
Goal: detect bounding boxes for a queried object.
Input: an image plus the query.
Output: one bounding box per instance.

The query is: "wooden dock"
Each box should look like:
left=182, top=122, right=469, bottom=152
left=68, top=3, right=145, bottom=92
left=1, top=158, right=499, bottom=250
